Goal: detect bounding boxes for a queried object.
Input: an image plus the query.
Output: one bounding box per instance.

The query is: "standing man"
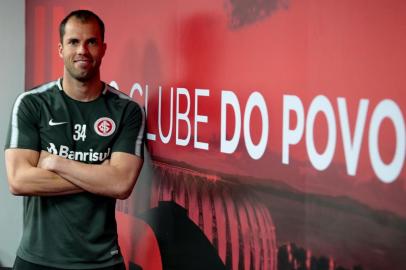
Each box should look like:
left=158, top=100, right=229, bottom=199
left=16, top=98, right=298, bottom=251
left=5, top=10, right=145, bottom=270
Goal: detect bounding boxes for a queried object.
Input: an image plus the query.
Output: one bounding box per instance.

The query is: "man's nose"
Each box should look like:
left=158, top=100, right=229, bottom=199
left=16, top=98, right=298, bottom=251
left=77, top=43, right=89, bottom=54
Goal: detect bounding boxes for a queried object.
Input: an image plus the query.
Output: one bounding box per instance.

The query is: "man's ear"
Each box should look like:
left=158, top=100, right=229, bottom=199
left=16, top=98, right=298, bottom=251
left=102, top=42, right=107, bottom=57
left=58, top=43, right=63, bottom=58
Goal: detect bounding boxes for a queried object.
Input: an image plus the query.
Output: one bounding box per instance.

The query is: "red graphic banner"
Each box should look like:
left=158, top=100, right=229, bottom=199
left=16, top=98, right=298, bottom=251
left=26, top=1, right=406, bottom=270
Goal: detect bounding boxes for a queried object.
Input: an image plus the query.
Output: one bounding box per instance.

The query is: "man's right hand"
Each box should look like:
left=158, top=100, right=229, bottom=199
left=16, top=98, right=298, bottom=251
left=5, top=148, right=83, bottom=196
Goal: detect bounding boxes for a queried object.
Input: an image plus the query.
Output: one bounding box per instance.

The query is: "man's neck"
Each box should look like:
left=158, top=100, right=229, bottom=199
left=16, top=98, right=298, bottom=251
left=62, top=75, right=103, bottom=102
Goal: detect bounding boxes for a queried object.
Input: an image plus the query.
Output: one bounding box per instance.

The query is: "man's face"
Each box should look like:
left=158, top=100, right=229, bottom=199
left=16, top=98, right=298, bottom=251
left=59, top=17, right=106, bottom=82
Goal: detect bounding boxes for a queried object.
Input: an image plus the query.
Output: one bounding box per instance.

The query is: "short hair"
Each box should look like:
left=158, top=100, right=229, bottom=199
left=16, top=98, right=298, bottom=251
left=59, top=10, right=105, bottom=43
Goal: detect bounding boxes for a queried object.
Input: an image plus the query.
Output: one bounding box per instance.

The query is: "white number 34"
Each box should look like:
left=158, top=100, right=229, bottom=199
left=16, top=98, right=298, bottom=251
left=73, top=124, right=87, bottom=141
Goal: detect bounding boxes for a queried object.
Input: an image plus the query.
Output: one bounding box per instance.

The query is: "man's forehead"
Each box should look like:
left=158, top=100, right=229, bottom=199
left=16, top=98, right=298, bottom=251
left=65, top=17, right=99, bottom=29
left=63, top=18, right=102, bottom=38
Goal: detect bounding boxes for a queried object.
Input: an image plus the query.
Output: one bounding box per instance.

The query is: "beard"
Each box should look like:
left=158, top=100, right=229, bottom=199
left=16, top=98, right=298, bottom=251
left=65, top=60, right=101, bottom=82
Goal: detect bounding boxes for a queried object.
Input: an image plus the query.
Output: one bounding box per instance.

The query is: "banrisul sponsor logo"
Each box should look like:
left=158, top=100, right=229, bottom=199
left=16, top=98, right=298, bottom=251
left=47, top=143, right=111, bottom=162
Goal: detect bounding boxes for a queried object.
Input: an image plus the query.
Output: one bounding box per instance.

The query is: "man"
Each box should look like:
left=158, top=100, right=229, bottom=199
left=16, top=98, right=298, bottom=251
left=5, top=10, right=145, bottom=270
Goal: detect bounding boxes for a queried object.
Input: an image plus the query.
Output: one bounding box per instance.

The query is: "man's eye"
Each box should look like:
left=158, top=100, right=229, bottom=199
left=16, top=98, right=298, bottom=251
left=68, top=40, right=78, bottom=45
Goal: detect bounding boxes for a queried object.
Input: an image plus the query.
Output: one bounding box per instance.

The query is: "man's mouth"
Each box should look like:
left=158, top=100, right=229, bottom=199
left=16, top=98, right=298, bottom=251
left=74, top=59, right=92, bottom=67
left=74, top=58, right=91, bottom=63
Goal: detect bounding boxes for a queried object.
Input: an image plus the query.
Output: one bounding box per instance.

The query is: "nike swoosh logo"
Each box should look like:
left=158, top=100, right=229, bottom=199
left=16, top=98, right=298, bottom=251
left=49, top=119, right=68, bottom=126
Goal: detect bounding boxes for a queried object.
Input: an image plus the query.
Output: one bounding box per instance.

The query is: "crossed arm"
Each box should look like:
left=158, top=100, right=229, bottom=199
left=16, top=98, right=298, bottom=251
left=5, top=148, right=143, bottom=199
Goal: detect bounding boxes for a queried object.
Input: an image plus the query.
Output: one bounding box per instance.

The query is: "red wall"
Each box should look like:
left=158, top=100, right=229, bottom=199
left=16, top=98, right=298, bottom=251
left=26, top=1, right=406, bottom=270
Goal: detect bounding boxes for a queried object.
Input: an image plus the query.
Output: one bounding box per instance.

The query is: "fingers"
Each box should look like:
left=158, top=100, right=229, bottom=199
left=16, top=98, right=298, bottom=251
left=101, top=159, right=110, bottom=165
left=37, top=150, right=54, bottom=170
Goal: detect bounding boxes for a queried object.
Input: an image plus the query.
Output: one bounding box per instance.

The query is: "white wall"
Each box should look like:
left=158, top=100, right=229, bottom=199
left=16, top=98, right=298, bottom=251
left=0, top=0, right=25, bottom=267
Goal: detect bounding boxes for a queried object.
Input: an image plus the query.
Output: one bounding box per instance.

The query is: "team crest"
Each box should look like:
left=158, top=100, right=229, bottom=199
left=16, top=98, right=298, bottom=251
left=94, top=117, right=116, bottom=137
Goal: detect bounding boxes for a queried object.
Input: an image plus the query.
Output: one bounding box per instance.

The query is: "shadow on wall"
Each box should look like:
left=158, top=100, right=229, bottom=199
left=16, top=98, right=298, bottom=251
left=0, top=258, right=13, bottom=269
left=226, top=0, right=290, bottom=29
left=138, top=201, right=227, bottom=270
